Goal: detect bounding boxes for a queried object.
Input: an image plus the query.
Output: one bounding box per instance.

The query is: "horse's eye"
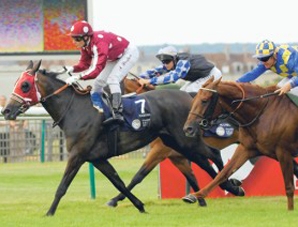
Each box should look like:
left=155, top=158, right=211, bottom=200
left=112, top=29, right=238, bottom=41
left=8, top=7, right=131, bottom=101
left=202, top=100, right=209, bottom=105
left=21, top=81, right=31, bottom=93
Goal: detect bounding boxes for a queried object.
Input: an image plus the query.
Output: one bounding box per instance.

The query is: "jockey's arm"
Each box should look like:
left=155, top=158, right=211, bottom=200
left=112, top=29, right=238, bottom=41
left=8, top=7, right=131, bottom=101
left=236, top=64, right=267, bottom=83
left=149, top=60, right=190, bottom=85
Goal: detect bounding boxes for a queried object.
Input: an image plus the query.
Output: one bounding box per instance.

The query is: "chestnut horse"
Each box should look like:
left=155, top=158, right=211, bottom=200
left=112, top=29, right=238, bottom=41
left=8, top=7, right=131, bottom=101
left=1, top=61, right=244, bottom=216
left=106, top=76, right=241, bottom=207
left=182, top=76, right=298, bottom=210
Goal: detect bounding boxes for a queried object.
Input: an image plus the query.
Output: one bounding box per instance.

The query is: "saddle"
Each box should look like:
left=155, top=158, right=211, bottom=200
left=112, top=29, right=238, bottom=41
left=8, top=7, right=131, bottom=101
left=286, top=93, right=298, bottom=106
left=203, top=122, right=235, bottom=138
left=100, top=92, right=152, bottom=157
left=101, top=92, right=151, bottom=131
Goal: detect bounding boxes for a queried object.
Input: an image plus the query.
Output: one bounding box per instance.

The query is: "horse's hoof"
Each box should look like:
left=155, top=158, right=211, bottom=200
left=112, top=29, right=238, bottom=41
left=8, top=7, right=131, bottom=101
left=237, top=187, right=245, bottom=197
left=140, top=210, right=149, bottom=214
left=198, top=198, right=207, bottom=207
left=230, top=178, right=242, bottom=187
left=139, top=206, right=146, bottom=213
left=182, top=194, right=197, bottom=204
left=106, top=199, right=118, bottom=207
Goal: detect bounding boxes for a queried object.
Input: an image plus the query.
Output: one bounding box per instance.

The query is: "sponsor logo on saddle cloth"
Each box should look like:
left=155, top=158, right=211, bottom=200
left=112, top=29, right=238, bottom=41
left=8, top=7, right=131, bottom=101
left=203, top=122, right=234, bottom=138
left=102, top=94, right=151, bottom=131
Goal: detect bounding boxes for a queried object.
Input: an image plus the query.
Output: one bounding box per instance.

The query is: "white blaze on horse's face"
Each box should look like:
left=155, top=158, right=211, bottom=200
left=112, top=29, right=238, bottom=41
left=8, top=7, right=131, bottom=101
left=12, top=71, right=41, bottom=105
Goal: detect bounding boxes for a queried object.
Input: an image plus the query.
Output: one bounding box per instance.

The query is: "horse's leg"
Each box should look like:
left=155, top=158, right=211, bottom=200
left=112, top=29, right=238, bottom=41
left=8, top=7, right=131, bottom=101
left=200, top=153, right=243, bottom=196
left=203, top=132, right=242, bottom=187
left=92, top=159, right=145, bottom=213
left=167, top=150, right=207, bottom=207
left=276, top=148, right=294, bottom=211
left=196, top=146, right=243, bottom=195
left=107, top=138, right=206, bottom=207
left=107, top=139, right=171, bottom=207
left=46, top=154, right=84, bottom=216
left=183, top=144, right=251, bottom=203
left=292, top=159, right=298, bottom=178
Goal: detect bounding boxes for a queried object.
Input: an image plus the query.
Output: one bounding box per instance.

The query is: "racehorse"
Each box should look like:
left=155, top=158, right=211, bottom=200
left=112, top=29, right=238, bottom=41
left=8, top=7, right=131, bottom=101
left=182, top=76, right=298, bottom=210
left=107, top=76, right=240, bottom=207
left=1, top=61, right=244, bottom=216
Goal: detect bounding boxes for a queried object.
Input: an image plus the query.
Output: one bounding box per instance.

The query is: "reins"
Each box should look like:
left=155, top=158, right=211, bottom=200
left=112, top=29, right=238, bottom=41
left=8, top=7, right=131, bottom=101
left=40, top=84, right=69, bottom=102
left=231, top=91, right=278, bottom=104
left=229, top=90, right=276, bottom=127
left=190, top=82, right=272, bottom=129
left=36, top=73, right=91, bottom=128
left=52, top=92, right=75, bottom=127
left=222, top=84, right=272, bottom=127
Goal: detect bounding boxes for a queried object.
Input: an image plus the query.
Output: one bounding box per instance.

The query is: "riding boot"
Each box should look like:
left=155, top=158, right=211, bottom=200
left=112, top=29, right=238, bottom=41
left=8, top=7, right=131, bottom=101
left=103, top=93, right=124, bottom=125
left=91, top=92, right=104, bottom=113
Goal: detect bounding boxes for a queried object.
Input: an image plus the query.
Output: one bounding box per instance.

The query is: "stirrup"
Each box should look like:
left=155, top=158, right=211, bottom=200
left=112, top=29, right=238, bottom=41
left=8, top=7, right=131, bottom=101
left=103, top=115, right=124, bottom=126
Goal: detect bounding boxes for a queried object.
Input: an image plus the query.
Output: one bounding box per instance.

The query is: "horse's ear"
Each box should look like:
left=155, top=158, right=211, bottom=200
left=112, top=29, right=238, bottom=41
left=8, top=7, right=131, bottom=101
left=32, top=60, right=42, bottom=73
left=214, top=76, right=222, bottom=86
left=202, top=75, right=215, bottom=88
left=26, top=60, right=34, bottom=71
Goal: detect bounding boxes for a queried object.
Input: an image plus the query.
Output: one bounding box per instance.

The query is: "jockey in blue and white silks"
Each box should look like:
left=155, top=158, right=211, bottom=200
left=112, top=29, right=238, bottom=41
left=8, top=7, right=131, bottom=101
left=138, top=46, right=222, bottom=93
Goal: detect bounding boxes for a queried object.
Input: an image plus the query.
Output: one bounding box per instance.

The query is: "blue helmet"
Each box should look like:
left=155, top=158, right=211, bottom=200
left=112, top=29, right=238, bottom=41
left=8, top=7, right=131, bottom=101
left=253, top=40, right=276, bottom=58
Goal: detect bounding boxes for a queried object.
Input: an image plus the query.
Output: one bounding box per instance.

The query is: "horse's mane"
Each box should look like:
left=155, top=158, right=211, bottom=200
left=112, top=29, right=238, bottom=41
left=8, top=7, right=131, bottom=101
left=238, top=81, right=277, bottom=94
left=221, top=80, right=278, bottom=95
left=38, top=69, right=91, bottom=95
left=39, top=69, right=64, bottom=82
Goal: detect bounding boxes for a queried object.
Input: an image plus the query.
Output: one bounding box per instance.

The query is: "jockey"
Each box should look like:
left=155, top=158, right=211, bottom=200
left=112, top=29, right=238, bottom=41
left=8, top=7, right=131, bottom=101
left=236, top=39, right=298, bottom=95
left=138, top=45, right=222, bottom=93
left=65, top=20, right=139, bottom=124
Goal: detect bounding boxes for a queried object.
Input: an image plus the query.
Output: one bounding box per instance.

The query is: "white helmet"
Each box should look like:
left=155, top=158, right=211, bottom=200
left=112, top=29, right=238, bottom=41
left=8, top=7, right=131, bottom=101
left=156, top=46, right=178, bottom=61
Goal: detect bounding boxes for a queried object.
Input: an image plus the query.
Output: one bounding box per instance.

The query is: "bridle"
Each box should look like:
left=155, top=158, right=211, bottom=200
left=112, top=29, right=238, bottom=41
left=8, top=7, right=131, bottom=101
left=189, top=82, right=270, bottom=129
left=10, top=70, right=91, bottom=127
left=10, top=71, right=69, bottom=114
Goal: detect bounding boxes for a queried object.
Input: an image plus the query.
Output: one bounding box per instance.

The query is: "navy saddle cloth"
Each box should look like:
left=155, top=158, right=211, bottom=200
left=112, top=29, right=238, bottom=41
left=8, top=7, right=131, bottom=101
left=102, top=94, right=151, bottom=131
left=203, top=122, right=235, bottom=138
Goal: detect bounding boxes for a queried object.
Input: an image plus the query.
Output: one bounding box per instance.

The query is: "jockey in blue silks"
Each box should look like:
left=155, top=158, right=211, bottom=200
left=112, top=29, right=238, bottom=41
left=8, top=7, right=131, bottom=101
left=237, top=39, right=298, bottom=96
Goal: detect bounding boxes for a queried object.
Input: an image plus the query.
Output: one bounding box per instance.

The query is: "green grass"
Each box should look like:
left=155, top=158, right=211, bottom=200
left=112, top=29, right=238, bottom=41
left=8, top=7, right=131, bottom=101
left=0, top=159, right=298, bottom=227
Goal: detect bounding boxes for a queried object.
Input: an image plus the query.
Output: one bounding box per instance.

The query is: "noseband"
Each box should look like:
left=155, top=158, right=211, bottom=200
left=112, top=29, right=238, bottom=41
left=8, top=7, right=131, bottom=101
left=190, top=84, right=245, bottom=129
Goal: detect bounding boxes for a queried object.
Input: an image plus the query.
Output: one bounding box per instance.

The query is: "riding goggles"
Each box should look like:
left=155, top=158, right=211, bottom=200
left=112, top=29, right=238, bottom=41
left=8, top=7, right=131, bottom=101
left=161, top=59, right=172, bottom=65
left=257, top=55, right=271, bottom=62
left=72, top=36, right=84, bottom=42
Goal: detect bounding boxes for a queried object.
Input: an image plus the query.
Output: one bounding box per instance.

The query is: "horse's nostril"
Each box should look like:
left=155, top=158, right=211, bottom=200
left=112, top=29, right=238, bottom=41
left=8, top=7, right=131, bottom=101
left=1, top=108, right=9, bottom=115
left=184, top=126, right=193, bottom=134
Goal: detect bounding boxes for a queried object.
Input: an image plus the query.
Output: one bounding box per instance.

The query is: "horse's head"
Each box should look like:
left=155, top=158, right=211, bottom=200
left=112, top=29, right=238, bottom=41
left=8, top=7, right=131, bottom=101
left=123, top=76, right=155, bottom=94
left=184, top=76, right=261, bottom=137
left=1, top=60, right=66, bottom=120
left=183, top=76, right=223, bottom=137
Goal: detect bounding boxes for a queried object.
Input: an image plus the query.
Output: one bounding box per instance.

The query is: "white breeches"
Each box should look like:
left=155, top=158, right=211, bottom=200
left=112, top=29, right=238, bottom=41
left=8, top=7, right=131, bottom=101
left=277, top=77, right=298, bottom=96
left=180, top=66, right=222, bottom=93
left=92, top=43, right=139, bottom=94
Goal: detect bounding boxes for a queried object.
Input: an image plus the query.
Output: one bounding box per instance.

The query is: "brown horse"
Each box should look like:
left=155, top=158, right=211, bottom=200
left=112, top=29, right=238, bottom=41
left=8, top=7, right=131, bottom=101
left=182, top=76, right=298, bottom=210
left=107, top=76, right=240, bottom=207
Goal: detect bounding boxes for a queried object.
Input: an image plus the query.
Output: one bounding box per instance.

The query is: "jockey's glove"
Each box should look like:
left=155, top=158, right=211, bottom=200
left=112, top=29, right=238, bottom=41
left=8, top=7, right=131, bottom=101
left=65, top=75, right=81, bottom=85
left=65, top=66, right=74, bottom=74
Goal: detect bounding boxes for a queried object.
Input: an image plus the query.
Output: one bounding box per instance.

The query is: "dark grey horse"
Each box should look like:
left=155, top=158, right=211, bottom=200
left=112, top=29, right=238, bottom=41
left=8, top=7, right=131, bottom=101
left=1, top=60, right=244, bottom=216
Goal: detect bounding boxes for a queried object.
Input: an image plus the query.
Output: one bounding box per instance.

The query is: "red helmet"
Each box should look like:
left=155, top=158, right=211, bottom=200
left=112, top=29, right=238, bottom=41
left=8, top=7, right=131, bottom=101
left=70, top=20, right=93, bottom=37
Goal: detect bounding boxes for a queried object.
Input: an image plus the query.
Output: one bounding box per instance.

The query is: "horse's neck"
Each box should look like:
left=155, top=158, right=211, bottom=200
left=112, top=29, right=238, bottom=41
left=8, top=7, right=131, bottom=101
left=123, top=79, right=153, bottom=94
left=42, top=92, right=103, bottom=129
left=218, top=82, right=273, bottom=124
